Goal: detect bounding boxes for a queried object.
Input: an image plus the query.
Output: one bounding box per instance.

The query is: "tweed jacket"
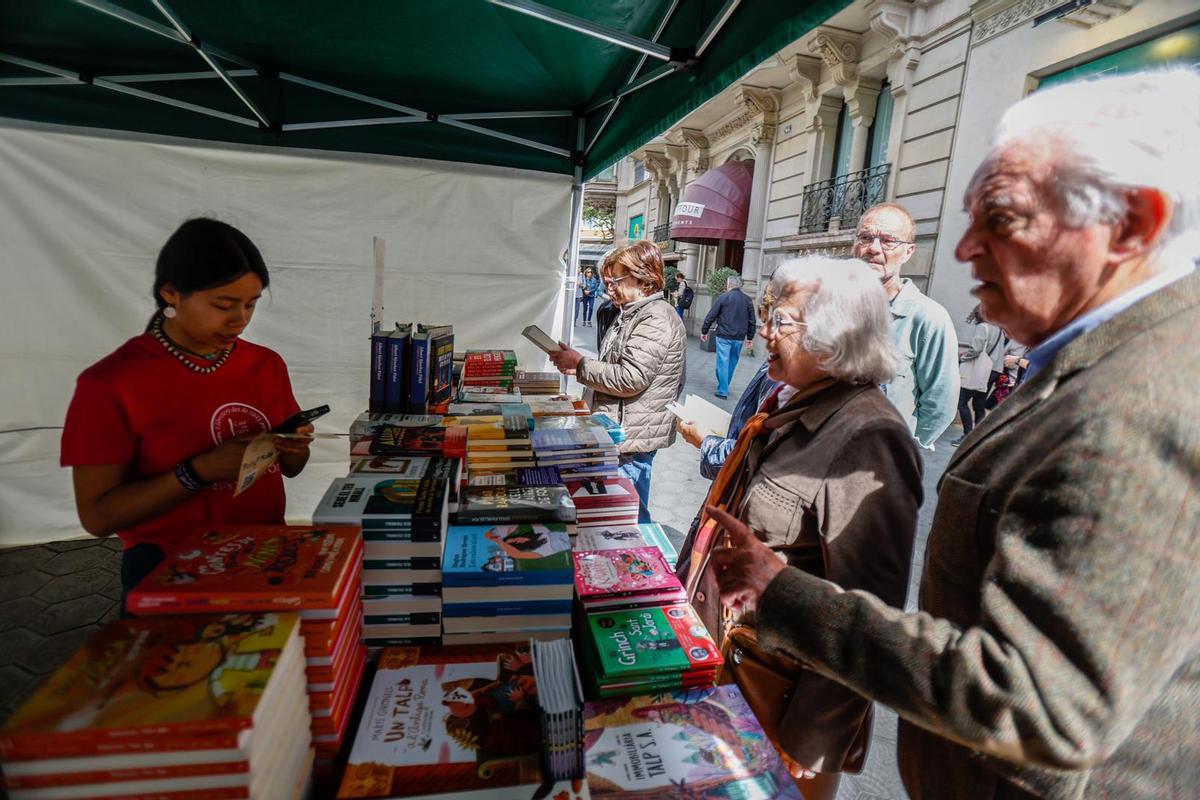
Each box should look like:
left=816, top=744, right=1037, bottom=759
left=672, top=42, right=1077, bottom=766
left=577, top=295, right=686, bottom=454
left=754, top=270, right=1200, bottom=799
left=743, top=382, right=923, bottom=772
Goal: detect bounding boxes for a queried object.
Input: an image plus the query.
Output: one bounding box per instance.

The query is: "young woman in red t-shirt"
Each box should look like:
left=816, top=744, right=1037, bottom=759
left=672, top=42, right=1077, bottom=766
left=61, top=219, right=313, bottom=612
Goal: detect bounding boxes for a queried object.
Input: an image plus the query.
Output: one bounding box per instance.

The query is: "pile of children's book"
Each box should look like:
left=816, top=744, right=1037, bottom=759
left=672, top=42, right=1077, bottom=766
left=0, top=613, right=313, bottom=800
left=573, top=545, right=685, bottom=612
left=460, top=349, right=517, bottom=389
left=574, top=523, right=678, bottom=566
left=532, top=427, right=620, bottom=480
left=125, top=525, right=368, bottom=780
left=513, top=369, right=560, bottom=395
left=564, top=476, right=639, bottom=528
left=370, top=323, right=455, bottom=415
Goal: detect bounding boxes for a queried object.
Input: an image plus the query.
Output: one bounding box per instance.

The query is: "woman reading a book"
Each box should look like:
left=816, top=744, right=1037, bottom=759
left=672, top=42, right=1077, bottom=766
left=60, top=219, right=313, bottom=613
left=547, top=240, right=686, bottom=523
left=675, top=256, right=922, bottom=800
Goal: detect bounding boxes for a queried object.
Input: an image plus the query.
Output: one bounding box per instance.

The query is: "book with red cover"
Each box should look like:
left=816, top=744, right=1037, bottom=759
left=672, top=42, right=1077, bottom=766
left=127, top=526, right=362, bottom=617
left=356, top=425, right=468, bottom=459
left=573, top=547, right=683, bottom=603
left=563, top=476, right=638, bottom=509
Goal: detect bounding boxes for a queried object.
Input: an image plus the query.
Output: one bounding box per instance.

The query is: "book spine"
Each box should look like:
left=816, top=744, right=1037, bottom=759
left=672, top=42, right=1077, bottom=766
left=385, top=332, right=408, bottom=414
left=407, top=335, right=430, bottom=414
left=370, top=333, right=388, bottom=412
left=430, top=335, right=455, bottom=406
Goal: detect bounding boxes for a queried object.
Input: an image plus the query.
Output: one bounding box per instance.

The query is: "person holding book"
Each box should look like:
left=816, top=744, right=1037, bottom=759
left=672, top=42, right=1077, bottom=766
left=676, top=256, right=922, bottom=800
left=547, top=240, right=686, bottom=523
left=61, top=218, right=313, bottom=613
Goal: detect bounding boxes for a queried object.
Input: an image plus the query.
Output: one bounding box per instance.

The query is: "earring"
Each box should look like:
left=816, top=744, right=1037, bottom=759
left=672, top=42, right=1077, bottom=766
left=163, top=306, right=177, bottom=318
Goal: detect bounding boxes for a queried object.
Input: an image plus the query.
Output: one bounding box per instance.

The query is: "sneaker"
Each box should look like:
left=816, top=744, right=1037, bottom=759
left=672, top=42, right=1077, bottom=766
left=950, top=434, right=966, bottom=446
left=715, top=392, right=728, bottom=400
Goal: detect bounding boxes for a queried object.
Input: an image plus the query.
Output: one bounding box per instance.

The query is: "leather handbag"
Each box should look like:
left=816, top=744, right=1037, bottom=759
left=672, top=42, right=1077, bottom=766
left=718, top=622, right=804, bottom=743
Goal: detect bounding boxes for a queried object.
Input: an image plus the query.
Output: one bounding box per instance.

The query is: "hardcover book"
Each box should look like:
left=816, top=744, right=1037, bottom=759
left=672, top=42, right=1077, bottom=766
left=585, top=604, right=722, bottom=681
left=386, top=324, right=413, bottom=414
left=336, top=644, right=544, bottom=799
left=442, top=524, right=573, bottom=587
left=563, top=477, right=638, bottom=509
left=421, top=324, right=455, bottom=408
left=573, top=547, right=683, bottom=602
left=369, top=327, right=389, bottom=413
left=575, top=524, right=678, bottom=565
left=455, top=485, right=575, bottom=526
left=583, top=686, right=802, bottom=799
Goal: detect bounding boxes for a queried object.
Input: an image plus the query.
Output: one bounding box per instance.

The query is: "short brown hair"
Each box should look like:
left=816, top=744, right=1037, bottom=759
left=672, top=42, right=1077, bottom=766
left=600, top=240, right=665, bottom=292
left=858, top=203, right=916, bottom=242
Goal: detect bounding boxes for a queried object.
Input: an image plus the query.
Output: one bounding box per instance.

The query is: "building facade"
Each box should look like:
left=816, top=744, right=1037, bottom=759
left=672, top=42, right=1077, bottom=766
left=603, top=0, right=1198, bottom=338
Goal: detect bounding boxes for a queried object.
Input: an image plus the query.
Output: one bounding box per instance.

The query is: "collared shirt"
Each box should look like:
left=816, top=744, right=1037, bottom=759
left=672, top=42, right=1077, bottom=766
left=1024, top=261, right=1197, bottom=381
left=880, top=279, right=960, bottom=449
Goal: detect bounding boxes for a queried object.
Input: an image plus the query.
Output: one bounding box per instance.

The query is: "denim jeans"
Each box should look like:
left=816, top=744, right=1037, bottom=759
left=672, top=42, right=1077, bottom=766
left=574, top=296, right=584, bottom=323
left=581, top=295, right=596, bottom=323
left=618, top=450, right=657, bottom=523
left=714, top=336, right=742, bottom=397
left=120, top=542, right=166, bottom=617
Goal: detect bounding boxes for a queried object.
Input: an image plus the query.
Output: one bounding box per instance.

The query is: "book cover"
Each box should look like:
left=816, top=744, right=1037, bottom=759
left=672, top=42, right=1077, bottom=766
left=350, top=455, right=445, bottom=478
left=586, top=605, right=721, bottom=680
left=408, top=329, right=431, bottom=414
left=350, top=412, right=443, bottom=438
left=386, top=324, right=413, bottom=415
left=531, top=429, right=613, bottom=453
left=442, top=524, right=573, bottom=587
left=370, top=329, right=389, bottom=413
left=422, top=324, right=455, bottom=408
left=312, top=471, right=449, bottom=532
left=0, top=613, right=300, bottom=758
left=563, top=477, right=638, bottom=509
left=583, top=686, right=802, bottom=799
left=574, top=525, right=677, bottom=565
left=128, top=525, right=361, bottom=615
left=465, top=417, right=530, bottom=445
left=458, top=387, right=522, bottom=404
left=370, top=426, right=467, bottom=459
left=573, top=548, right=682, bottom=601
left=456, top=485, right=575, bottom=525
left=336, top=644, right=544, bottom=799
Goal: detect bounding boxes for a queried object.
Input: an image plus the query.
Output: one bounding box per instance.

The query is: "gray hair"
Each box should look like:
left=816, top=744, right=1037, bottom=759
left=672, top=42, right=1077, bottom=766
left=768, top=257, right=897, bottom=385
left=986, top=67, right=1200, bottom=263
left=725, top=275, right=742, bottom=290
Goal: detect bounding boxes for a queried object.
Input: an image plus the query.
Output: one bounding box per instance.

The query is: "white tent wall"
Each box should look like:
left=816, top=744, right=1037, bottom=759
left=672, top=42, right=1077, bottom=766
left=0, top=122, right=573, bottom=548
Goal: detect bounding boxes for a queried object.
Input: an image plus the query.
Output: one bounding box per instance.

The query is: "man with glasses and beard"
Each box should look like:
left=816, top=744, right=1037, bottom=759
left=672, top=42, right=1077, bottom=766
left=852, top=203, right=959, bottom=449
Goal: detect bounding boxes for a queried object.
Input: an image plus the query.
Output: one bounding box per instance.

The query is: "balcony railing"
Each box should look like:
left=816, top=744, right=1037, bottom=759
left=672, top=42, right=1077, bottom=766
left=651, top=223, right=676, bottom=252
left=798, top=163, right=891, bottom=234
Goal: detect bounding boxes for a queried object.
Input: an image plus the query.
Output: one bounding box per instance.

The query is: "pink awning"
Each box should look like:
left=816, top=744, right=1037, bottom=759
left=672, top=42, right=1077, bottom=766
left=669, top=159, right=753, bottom=245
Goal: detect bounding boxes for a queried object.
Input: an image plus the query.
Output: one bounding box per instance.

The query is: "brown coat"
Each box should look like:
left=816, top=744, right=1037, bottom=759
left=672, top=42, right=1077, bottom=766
left=755, top=270, right=1200, bottom=798
left=681, top=381, right=923, bottom=772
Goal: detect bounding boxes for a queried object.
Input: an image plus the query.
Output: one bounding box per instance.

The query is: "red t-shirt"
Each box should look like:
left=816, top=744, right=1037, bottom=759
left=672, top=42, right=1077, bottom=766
left=60, top=333, right=301, bottom=550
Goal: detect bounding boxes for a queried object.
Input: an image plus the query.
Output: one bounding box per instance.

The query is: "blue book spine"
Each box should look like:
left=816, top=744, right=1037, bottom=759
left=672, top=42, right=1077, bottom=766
left=370, top=333, right=388, bottom=412
left=408, top=335, right=430, bottom=414
left=385, top=332, right=408, bottom=414
left=441, top=599, right=573, bottom=617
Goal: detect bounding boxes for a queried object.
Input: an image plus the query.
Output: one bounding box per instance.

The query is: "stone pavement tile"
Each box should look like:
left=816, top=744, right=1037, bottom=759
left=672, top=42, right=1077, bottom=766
left=0, top=597, right=48, bottom=633
left=0, top=663, right=41, bottom=720
left=0, top=546, right=54, bottom=576
left=23, top=625, right=98, bottom=678
left=2, top=571, right=50, bottom=601
left=0, top=628, right=44, bottom=668
left=40, top=545, right=115, bottom=576
left=35, top=567, right=120, bottom=604
left=44, top=538, right=107, bottom=552
left=28, top=594, right=114, bottom=636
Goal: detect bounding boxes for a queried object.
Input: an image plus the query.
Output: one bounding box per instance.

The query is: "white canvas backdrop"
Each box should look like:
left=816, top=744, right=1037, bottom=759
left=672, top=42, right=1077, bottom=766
left=0, top=121, right=573, bottom=548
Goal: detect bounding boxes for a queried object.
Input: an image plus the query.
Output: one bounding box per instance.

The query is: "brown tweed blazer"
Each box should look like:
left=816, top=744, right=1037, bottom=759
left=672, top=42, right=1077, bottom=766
left=755, top=269, right=1200, bottom=799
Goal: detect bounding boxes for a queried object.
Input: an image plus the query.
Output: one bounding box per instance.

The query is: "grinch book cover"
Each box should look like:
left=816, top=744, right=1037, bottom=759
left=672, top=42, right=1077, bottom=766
left=586, top=605, right=722, bottom=680
left=582, top=685, right=802, bottom=799
left=336, top=644, right=545, bottom=799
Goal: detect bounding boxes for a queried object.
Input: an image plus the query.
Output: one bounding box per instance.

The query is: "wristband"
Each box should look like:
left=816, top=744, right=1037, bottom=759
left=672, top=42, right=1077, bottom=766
left=174, top=458, right=211, bottom=492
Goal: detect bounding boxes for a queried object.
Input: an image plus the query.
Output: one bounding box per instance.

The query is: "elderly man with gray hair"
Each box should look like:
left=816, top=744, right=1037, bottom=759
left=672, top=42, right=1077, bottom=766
left=705, top=68, right=1200, bottom=799
left=700, top=274, right=756, bottom=398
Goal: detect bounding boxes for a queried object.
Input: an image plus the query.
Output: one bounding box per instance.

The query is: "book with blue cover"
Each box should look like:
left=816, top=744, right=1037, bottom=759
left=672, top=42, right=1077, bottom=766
left=442, top=523, right=573, bottom=587
left=385, top=324, right=412, bottom=414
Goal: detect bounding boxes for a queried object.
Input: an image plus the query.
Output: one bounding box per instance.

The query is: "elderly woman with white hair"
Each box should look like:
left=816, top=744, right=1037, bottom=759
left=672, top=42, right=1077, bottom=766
left=677, top=255, right=922, bottom=800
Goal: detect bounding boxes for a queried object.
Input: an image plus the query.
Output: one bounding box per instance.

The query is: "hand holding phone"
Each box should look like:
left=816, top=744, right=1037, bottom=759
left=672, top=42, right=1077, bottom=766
left=271, top=404, right=330, bottom=434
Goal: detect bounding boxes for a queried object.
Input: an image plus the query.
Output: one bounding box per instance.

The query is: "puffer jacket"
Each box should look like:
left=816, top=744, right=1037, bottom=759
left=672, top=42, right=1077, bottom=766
left=577, top=295, right=686, bottom=454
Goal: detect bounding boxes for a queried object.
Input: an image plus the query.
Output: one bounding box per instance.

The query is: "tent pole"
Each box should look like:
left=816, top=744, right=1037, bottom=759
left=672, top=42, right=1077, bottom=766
left=562, top=115, right=587, bottom=354
left=488, top=0, right=673, bottom=61
left=696, top=0, right=742, bottom=57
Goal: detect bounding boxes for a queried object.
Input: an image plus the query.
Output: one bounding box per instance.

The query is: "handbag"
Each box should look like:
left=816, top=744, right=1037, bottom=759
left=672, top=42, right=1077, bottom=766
left=718, top=622, right=803, bottom=742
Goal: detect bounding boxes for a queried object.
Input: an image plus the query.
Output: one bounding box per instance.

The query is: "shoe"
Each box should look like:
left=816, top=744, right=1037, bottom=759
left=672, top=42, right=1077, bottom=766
left=950, top=435, right=966, bottom=446
left=715, top=392, right=728, bottom=400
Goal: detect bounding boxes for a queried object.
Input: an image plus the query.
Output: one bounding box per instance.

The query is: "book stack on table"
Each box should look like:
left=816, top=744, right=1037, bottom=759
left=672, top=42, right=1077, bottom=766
left=574, top=523, right=678, bottom=566
left=442, top=484, right=577, bottom=645
left=564, top=476, right=639, bottom=529
left=531, top=428, right=620, bottom=480
left=313, top=460, right=454, bottom=651
left=531, top=637, right=586, bottom=782
left=125, top=525, right=367, bottom=780
left=461, top=415, right=537, bottom=476
left=0, top=613, right=313, bottom=800
left=513, top=369, right=561, bottom=395
left=535, top=413, right=625, bottom=445
left=578, top=603, right=723, bottom=698
left=460, top=349, right=517, bottom=389
left=526, top=396, right=591, bottom=417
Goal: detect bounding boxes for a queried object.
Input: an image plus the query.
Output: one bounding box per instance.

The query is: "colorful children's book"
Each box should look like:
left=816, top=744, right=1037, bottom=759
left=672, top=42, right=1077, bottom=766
left=583, top=686, right=802, bottom=799
left=127, top=525, right=361, bottom=617
left=585, top=604, right=722, bottom=681
left=575, top=524, right=678, bottom=565
left=336, top=644, right=544, bottom=799
left=442, top=524, right=573, bottom=587
left=573, top=547, right=683, bottom=604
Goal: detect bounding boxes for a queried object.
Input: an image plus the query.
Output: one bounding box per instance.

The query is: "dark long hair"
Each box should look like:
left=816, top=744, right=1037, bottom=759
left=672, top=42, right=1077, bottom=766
left=152, top=218, right=270, bottom=314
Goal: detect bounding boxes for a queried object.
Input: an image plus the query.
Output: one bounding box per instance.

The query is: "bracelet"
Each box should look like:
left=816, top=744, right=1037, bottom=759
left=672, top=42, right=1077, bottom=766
left=174, top=458, right=211, bottom=492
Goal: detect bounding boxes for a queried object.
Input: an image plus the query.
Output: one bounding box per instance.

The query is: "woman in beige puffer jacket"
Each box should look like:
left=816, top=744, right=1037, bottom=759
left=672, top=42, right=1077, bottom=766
left=548, top=241, right=686, bottom=522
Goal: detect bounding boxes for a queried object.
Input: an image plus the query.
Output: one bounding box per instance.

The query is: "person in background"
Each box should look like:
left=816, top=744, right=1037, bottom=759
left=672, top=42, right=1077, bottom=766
left=677, top=288, right=780, bottom=479
left=994, top=338, right=1029, bottom=406
left=700, top=274, right=756, bottom=399
left=706, top=69, right=1200, bottom=799
left=548, top=241, right=686, bottom=523
left=953, top=303, right=1003, bottom=445
left=678, top=256, right=922, bottom=800
left=573, top=269, right=585, bottom=326
left=578, top=266, right=600, bottom=327
left=853, top=203, right=959, bottom=448
left=61, top=218, right=313, bottom=614
left=675, top=276, right=695, bottom=319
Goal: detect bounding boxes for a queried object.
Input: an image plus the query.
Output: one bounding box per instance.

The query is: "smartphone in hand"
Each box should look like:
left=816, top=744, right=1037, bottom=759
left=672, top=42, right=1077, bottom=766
left=271, top=405, right=330, bottom=434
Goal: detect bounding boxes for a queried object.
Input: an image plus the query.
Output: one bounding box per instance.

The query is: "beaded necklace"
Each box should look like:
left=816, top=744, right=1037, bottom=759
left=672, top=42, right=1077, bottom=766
left=150, top=313, right=235, bottom=374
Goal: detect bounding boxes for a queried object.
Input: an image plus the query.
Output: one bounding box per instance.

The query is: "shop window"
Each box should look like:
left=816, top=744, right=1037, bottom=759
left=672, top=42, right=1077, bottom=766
left=865, top=80, right=893, bottom=169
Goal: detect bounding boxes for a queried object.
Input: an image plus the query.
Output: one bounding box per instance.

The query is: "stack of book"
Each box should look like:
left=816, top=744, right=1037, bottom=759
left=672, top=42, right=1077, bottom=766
left=462, top=416, right=536, bottom=477
left=572, top=546, right=685, bottom=611
left=513, top=369, right=560, bottom=395
left=467, top=464, right=562, bottom=489
left=579, top=603, right=723, bottom=698
left=338, top=644, right=569, bottom=799
left=126, top=525, right=366, bottom=779
left=526, top=397, right=590, bottom=417
left=350, top=453, right=463, bottom=514
left=575, top=522, right=678, bottom=566
left=460, top=349, right=517, bottom=389
left=369, top=323, right=455, bottom=415
left=446, top=401, right=534, bottom=430
left=441, top=519, right=575, bottom=645
left=313, top=463, right=453, bottom=649
left=530, top=637, right=586, bottom=782
left=350, top=424, right=468, bottom=462
left=532, top=427, right=620, bottom=479
left=458, top=385, right=522, bottom=404
left=535, top=412, right=625, bottom=444
left=564, top=476, right=639, bottom=529
left=0, top=613, right=312, bottom=800
left=582, top=686, right=803, bottom=799
left=455, top=484, right=577, bottom=532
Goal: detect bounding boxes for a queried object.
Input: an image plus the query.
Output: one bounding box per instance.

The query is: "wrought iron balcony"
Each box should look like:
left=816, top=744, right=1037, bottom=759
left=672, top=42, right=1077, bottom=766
left=798, top=163, right=891, bottom=234
left=651, top=223, right=676, bottom=252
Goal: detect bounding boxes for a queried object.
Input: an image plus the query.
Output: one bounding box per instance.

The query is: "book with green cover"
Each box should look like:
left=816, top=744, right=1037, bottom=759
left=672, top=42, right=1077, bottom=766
left=585, top=604, right=722, bottom=681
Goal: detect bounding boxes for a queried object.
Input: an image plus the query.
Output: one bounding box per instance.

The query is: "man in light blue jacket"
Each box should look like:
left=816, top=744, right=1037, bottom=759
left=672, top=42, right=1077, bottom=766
left=853, top=203, right=958, bottom=449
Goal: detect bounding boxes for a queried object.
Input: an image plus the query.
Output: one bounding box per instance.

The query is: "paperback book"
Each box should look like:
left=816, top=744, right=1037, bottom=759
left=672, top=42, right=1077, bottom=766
left=455, top=485, right=576, bottom=527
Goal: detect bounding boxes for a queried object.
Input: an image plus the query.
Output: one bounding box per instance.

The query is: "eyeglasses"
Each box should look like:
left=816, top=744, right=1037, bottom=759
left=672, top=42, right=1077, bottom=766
left=765, top=309, right=806, bottom=332
left=855, top=232, right=913, bottom=251
left=603, top=274, right=634, bottom=287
